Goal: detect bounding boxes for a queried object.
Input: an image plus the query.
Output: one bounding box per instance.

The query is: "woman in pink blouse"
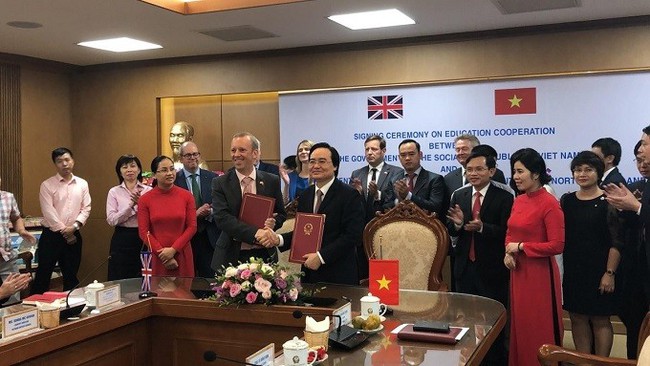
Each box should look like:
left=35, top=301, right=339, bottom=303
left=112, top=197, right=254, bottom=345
left=106, top=155, right=151, bottom=280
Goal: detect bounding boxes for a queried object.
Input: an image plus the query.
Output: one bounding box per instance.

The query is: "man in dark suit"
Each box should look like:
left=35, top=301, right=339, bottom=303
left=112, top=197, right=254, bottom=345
left=392, top=139, right=446, bottom=218
left=592, top=137, right=626, bottom=187
left=446, top=150, right=513, bottom=365
left=256, top=141, right=280, bottom=176
left=350, top=135, right=402, bottom=279
left=174, top=141, right=219, bottom=278
left=280, top=142, right=364, bottom=285
left=211, top=132, right=286, bottom=272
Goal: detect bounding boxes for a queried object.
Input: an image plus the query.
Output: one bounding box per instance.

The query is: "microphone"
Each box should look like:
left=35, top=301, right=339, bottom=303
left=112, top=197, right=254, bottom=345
left=203, top=351, right=261, bottom=365
left=292, top=310, right=368, bottom=350
left=61, top=255, right=112, bottom=318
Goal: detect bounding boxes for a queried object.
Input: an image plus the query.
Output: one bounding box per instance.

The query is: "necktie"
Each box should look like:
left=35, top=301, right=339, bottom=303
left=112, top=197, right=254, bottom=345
left=370, top=168, right=377, bottom=183
left=469, top=191, right=482, bottom=262
left=190, top=174, right=201, bottom=208
left=314, top=189, right=323, bottom=213
left=407, top=173, right=416, bottom=192
left=241, top=176, right=254, bottom=196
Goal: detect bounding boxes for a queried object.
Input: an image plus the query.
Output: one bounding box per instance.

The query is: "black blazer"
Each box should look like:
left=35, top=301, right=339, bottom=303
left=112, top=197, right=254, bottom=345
left=350, top=163, right=403, bottom=222
left=258, top=161, right=280, bottom=176
left=601, top=167, right=626, bottom=188
left=404, top=168, right=447, bottom=218
left=210, top=168, right=286, bottom=270
left=281, top=179, right=364, bottom=285
left=174, top=168, right=220, bottom=247
left=447, top=184, right=513, bottom=286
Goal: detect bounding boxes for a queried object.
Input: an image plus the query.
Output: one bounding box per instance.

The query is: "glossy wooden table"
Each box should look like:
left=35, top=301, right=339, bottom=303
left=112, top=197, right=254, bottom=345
left=0, top=278, right=505, bottom=366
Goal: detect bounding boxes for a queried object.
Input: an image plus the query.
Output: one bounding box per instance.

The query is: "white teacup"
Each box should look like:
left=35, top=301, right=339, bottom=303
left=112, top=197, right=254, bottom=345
left=283, top=337, right=317, bottom=366
left=84, top=280, right=104, bottom=308
left=360, top=293, right=387, bottom=317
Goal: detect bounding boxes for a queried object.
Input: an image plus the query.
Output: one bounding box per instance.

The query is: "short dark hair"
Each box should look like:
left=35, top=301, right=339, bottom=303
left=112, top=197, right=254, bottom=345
left=115, top=154, right=143, bottom=183
left=398, top=139, right=420, bottom=152
left=570, top=151, right=605, bottom=181
left=634, top=140, right=643, bottom=156
left=51, top=147, right=73, bottom=162
left=365, top=135, right=386, bottom=150
left=591, top=137, right=622, bottom=166
left=643, top=125, right=650, bottom=135
left=509, top=148, right=552, bottom=192
left=283, top=155, right=297, bottom=170
left=471, top=144, right=498, bottom=159
left=309, top=142, right=340, bottom=177
left=466, top=151, right=496, bottom=169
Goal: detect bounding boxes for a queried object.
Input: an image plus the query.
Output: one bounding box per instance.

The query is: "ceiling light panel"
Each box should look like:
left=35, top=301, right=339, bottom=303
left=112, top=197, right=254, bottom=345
left=77, top=37, right=162, bottom=52
left=328, top=8, right=415, bottom=30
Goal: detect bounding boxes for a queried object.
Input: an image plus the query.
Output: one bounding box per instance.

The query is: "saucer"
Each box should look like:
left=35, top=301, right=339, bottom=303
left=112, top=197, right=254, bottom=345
left=312, top=353, right=328, bottom=365
left=360, top=324, right=384, bottom=334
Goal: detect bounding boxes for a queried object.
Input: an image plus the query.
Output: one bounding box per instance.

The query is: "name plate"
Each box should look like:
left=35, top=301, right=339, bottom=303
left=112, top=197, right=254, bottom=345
left=333, top=302, right=352, bottom=328
left=96, top=284, right=121, bottom=309
left=3, top=308, right=39, bottom=338
left=246, top=343, right=274, bottom=366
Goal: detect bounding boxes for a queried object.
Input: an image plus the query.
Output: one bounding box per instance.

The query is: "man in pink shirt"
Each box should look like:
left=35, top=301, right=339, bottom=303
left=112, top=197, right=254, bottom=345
left=32, top=148, right=91, bottom=294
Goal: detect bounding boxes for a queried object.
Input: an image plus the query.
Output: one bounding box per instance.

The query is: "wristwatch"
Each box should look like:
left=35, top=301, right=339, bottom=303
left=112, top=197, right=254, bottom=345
left=73, top=222, right=80, bottom=231
left=605, top=269, right=615, bottom=276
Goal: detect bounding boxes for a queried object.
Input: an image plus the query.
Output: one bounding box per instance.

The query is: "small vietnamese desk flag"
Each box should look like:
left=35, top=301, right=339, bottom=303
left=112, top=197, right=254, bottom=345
left=369, top=259, right=399, bottom=305
left=494, top=87, right=536, bottom=115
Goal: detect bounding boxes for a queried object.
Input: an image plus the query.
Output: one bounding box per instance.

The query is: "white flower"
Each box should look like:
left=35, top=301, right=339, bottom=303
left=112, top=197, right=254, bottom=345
left=237, top=263, right=249, bottom=270
left=261, top=264, right=274, bottom=276
left=289, top=288, right=299, bottom=301
left=241, top=281, right=252, bottom=291
left=249, top=263, right=260, bottom=272
left=262, top=290, right=272, bottom=299
left=224, top=267, right=238, bottom=277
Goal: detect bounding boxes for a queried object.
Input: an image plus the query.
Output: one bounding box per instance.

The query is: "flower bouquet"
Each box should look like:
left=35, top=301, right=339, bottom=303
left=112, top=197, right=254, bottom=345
left=213, top=257, right=303, bottom=306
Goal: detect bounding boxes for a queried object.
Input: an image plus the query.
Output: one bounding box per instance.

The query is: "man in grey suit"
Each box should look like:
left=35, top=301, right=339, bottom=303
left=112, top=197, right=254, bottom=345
left=174, top=141, right=220, bottom=278
left=393, top=139, right=446, bottom=218
left=211, top=132, right=286, bottom=272
left=350, top=135, right=402, bottom=278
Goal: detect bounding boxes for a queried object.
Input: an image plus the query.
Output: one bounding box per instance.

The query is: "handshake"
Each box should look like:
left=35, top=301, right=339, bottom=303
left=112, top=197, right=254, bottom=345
left=254, top=217, right=280, bottom=248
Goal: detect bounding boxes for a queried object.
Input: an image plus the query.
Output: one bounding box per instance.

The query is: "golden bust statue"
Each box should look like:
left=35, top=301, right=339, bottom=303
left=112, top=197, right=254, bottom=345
left=169, top=121, right=208, bottom=170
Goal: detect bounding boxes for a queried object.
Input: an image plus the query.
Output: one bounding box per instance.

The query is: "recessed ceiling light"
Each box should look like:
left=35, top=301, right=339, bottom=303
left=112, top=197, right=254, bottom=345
left=77, top=37, right=162, bottom=53
left=328, top=8, right=415, bottom=30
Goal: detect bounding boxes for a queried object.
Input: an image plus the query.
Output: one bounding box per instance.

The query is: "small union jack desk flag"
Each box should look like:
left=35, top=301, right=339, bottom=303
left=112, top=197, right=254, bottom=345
left=141, top=251, right=153, bottom=292
left=368, top=95, right=403, bottom=120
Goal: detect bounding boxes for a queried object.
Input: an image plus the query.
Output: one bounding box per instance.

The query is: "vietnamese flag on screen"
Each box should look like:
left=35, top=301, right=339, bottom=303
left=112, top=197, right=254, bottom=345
left=369, top=259, right=399, bottom=305
left=494, top=87, right=536, bottom=115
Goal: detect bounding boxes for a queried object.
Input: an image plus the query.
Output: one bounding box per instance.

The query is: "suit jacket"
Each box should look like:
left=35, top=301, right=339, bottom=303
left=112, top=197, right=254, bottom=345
left=174, top=169, right=220, bottom=247
left=350, top=163, right=403, bottom=223
left=601, top=166, right=626, bottom=187
left=444, top=167, right=507, bottom=200
left=403, top=168, right=447, bottom=218
left=281, top=179, right=364, bottom=285
left=447, top=183, right=513, bottom=285
left=258, top=161, right=280, bottom=176
left=211, top=168, right=286, bottom=270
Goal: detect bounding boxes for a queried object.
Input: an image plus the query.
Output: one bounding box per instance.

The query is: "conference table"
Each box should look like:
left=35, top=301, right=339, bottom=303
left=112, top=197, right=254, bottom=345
left=0, top=277, right=505, bottom=365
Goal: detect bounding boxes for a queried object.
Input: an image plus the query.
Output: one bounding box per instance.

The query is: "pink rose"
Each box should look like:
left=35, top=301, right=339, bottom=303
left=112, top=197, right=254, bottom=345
left=262, top=290, right=272, bottom=300
left=221, top=280, right=231, bottom=289
left=240, top=269, right=251, bottom=280
left=246, top=291, right=258, bottom=304
left=254, top=278, right=272, bottom=293
left=229, top=283, right=242, bottom=297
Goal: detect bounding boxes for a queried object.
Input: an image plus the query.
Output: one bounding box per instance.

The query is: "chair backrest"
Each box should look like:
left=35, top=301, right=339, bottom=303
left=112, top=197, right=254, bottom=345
left=363, top=200, right=449, bottom=291
left=276, top=199, right=300, bottom=273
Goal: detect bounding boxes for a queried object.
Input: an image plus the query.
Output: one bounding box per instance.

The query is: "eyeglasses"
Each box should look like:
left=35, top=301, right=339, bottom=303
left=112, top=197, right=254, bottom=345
left=309, top=159, right=331, bottom=165
left=156, top=168, right=175, bottom=174
left=182, top=152, right=201, bottom=158
left=572, top=167, right=596, bottom=174
left=465, top=167, right=489, bottom=174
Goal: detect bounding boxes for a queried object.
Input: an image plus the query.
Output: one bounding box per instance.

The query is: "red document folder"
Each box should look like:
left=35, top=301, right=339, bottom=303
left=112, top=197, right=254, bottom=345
left=289, top=213, right=325, bottom=264
left=397, top=324, right=464, bottom=344
left=239, top=193, right=275, bottom=228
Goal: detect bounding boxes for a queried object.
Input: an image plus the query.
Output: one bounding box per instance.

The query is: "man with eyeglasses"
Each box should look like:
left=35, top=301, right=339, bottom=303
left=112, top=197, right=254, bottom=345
left=446, top=150, right=513, bottom=365
left=279, top=142, right=364, bottom=285
left=392, top=139, right=446, bottom=217
left=174, top=141, right=220, bottom=278
left=211, top=132, right=286, bottom=271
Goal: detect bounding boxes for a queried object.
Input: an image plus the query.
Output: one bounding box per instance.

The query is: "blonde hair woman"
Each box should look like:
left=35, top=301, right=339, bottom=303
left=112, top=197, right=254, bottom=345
left=280, top=140, right=314, bottom=203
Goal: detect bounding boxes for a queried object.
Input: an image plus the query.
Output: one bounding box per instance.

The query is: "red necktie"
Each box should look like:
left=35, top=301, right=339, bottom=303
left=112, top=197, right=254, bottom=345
left=407, top=173, right=416, bottom=192
left=469, top=191, right=482, bottom=262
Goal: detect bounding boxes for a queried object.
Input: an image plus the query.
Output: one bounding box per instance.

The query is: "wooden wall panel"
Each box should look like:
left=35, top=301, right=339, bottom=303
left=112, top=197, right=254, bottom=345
left=0, top=64, right=21, bottom=204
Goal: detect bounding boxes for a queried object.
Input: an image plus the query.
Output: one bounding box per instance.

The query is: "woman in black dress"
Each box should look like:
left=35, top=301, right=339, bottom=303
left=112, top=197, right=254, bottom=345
left=562, top=151, right=623, bottom=357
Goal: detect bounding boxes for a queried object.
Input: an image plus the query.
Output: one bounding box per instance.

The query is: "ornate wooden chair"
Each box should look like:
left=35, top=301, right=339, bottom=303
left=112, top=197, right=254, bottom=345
left=363, top=200, right=449, bottom=291
left=538, top=312, right=650, bottom=366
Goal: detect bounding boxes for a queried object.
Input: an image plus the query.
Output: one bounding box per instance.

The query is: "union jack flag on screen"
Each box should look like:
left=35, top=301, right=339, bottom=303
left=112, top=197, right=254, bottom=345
left=141, top=251, right=153, bottom=292
left=368, top=95, right=403, bottom=120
